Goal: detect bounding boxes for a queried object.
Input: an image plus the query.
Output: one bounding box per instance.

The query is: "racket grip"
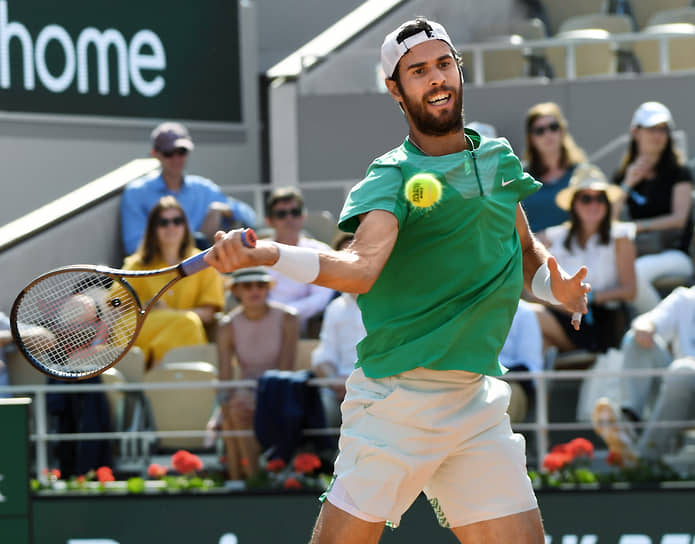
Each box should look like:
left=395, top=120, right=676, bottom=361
left=180, top=229, right=257, bottom=276
left=241, top=228, right=257, bottom=248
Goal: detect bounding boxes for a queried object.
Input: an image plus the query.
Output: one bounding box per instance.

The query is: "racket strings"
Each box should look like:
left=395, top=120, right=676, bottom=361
left=14, top=271, right=140, bottom=378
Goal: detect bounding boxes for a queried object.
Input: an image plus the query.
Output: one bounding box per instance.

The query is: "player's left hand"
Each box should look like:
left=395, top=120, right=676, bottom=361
left=547, top=256, right=591, bottom=330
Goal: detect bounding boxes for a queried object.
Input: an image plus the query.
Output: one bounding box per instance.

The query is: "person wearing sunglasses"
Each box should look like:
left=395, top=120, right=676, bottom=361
left=121, top=196, right=225, bottom=368
left=611, top=101, right=693, bottom=314
left=521, top=102, right=588, bottom=233
left=265, top=186, right=334, bottom=336
left=208, top=266, right=298, bottom=480
left=529, top=164, right=636, bottom=354
left=120, top=121, right=257, bottom=255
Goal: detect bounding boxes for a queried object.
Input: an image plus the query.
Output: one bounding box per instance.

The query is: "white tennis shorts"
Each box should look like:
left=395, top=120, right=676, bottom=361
left=323, top=366, right=538, bottom=528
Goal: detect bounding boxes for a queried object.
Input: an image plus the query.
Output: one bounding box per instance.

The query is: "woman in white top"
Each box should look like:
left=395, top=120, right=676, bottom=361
left=530, top=163, right=637, bottom=353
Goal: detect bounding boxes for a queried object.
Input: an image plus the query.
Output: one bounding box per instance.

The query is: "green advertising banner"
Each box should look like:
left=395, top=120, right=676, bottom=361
left=0, top=0, right=241, bottom=122
left=31, top=486, right=695, bottom=543
left=0, top=398, right=31, bottom=544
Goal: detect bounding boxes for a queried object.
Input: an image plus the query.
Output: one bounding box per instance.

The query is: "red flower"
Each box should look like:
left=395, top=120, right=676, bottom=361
left=606, top=450, right=623, bottom=467
left=293, top=453, right=322, bottom=474
left=567, top=438, right=594, bottom=459
left=147, top=463, right=168, bottom=479
left=266, top=458, right=287, bottom=473
left=42, top=468, right=61, bottom=480
left=550, top=443, right=571, bottom=456
left=283, top=477, right=302, bottom=490
left=542, top=452, right=571, bottom=473
left=96, top=466, right=115, bottom=483
left=76, top=476, right=86, bottom=484
left=171, top=450, right=203, bottom=475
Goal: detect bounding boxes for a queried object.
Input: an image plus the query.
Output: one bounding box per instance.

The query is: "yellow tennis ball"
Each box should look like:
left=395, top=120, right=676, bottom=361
left=405, top=173, right=442, bottom=208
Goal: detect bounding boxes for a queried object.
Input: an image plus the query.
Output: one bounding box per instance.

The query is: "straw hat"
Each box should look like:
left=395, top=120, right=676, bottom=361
left=555, top=163, right=624, bottom=211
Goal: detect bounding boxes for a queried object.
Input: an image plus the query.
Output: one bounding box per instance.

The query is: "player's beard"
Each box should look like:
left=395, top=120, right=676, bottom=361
left=401, top=82, right=464, bottom=136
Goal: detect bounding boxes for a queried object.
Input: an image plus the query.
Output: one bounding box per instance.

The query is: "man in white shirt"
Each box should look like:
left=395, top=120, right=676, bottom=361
left=265, top=187, right=334, bottom=334
left=593, top=285, right=695, bottom=464
left=498, top=300, right=544, bottom=423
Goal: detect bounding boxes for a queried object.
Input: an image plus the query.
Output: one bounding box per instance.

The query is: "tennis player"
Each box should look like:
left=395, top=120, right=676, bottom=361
left=205, top=17, right=590, bottom=544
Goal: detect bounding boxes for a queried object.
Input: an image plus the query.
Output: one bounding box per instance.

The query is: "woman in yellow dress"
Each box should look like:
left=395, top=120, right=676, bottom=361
left=122, top=195, right=225, bottom=368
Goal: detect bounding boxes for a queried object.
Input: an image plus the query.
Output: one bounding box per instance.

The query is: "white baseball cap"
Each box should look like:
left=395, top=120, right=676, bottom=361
left=630, top=101, right=675, bottom=129
left=381, top=18, right=456, bottom=79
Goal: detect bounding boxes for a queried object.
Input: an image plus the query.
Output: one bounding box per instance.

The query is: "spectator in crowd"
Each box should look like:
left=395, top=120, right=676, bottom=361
left=120, top=121, right=257, bottom=254
left=499, top=300, right=543, bottom=423
left=611, top=101, right=693, bottom=314
left=522, top=102, right=588, bottom=233
left=264, top=187, right=334, bottom=335
left=530, top=164, right=636, bottom=353
left=311, top=233, right=366, bottom=425
left=592, top=285, right=695, bottom=466
left=0, top=312, right=55, bottom=398
left=122, top=196, right=225, bottom=368
left=212, top=266, right=299, bottom=480
left=43, top=283, right=114, bottom=476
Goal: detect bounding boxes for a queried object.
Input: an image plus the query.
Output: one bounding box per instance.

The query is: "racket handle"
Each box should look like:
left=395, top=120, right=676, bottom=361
left=179, top=228, right=258, bottom=276
left=241, top=228, right=257, bottom=248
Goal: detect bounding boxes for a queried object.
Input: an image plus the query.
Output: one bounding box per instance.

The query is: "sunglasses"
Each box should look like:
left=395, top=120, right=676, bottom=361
left=238, top=281, right=270, bottom=289
left=161, top=148, right=188, bottom=158
left=530, top=121, right=560, bottom=136
left=640, top=125, right=670, bottom=134
left=156, top=216, right=185, bottom=227
left=577, top=193, right=608, bottom=205
left=270, top=207, right=303, bottom=219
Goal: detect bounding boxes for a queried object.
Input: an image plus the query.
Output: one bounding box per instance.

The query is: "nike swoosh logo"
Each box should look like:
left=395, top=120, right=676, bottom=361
left=501, top=178, right=515, bottom=187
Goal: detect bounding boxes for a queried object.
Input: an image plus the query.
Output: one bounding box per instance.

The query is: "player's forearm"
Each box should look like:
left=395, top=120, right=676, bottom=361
left=521, top=238, right=551, bottom=293
left=250, top=241, right=383, bottom=294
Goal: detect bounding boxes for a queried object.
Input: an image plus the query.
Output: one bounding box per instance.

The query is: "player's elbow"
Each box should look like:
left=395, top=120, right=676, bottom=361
left=350, top=265, right=381, bottom=293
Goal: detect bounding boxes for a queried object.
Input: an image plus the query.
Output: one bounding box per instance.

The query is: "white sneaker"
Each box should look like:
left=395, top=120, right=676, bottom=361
left=592, top=397, right=639, bottom=466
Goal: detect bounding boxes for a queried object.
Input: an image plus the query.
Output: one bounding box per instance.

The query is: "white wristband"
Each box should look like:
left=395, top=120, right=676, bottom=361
left=531, top=261, right=560, bottom=305
left=271, top=242, right=320, bottom=283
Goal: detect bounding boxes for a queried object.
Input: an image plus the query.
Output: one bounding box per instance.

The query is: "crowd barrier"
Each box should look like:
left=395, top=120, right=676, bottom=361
left=1, top=365, right=693, bottom=479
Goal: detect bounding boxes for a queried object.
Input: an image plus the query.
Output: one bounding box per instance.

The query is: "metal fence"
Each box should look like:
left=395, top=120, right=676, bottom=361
left=1, top=365, right=692, bottom=480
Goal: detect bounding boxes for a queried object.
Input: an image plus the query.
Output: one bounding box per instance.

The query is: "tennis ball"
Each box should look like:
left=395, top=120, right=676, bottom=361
left=404, top=173, right=442, bottom=208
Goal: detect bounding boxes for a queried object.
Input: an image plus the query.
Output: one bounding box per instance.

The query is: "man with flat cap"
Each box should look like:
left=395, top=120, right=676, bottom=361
left=120, top=121, right=257, bottom=254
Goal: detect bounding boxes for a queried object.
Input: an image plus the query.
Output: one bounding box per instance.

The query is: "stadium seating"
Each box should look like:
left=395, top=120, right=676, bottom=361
left=302, top=209, right=338, bottom=245
left=541, top=0, right=606, bottom=35
left=143, top=361, right=217, bottom=451
left=114, top=346, right=146, bottom=383
left=100, top=367, right=128, bottom=451
left=632, top=22, right=695, bottom=73
left=6, top=350, right=46, bottom=386
left=296, top=338, right=319, bottom=371
left=633, top=0, right=693, bottom=28
left=161, top=343, right=219, bottom=369
left=545, top=29, right=618, bottom=78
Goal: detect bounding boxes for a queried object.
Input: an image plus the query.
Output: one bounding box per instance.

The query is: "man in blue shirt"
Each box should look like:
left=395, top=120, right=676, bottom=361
left=120, top=122, right=257, bottom=255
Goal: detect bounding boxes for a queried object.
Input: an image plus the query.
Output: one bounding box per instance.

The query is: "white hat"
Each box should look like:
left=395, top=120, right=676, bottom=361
left=228, top=267, right=274, bottom=286
left=381, top=18, right=455, bottom=79
left=630, top=101, right=675, bottom=129
left=555, top=163, right=624, bottom=211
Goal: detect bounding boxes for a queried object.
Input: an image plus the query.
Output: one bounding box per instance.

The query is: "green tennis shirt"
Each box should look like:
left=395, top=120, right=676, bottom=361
left=339, top=129, right=541, bottom=379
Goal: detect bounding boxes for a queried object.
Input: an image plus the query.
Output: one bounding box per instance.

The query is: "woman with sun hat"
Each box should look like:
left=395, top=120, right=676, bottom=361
left=529, top=163, right=637, bottom=353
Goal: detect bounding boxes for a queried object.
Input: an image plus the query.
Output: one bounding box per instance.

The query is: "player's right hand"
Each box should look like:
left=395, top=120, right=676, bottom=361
left=204, top=229, right=263, bottom=273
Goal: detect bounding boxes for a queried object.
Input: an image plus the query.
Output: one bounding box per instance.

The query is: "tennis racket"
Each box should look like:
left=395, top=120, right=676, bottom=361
left=10, top=229, right=257, bottom=381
